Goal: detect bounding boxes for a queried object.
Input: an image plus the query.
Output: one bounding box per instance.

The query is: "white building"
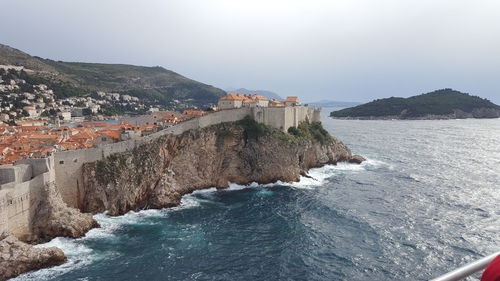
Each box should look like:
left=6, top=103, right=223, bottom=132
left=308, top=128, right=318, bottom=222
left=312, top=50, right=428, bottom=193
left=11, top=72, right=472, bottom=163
left=284, top=96, right=299, bottom=106
left=218, top=93, right=297, bottom=110
left=58, top=111, right=72, bottom=121
left=218, top=94, right=271, bottom=110
left=22, top=106, right=38, bottom=118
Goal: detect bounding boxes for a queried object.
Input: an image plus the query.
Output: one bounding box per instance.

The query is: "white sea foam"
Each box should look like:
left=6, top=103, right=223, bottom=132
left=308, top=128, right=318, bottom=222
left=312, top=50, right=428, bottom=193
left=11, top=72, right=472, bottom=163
left=191, top=187, right=218, bottom=194
left=362, top=158, right=393, bottom=170
left=13, top=237, right=104, bottom=281
left=174, top=195, right=201, bottom=209
left=205, top=159, right=387, bottom=191
left=12, top=210, right=170, bottom=280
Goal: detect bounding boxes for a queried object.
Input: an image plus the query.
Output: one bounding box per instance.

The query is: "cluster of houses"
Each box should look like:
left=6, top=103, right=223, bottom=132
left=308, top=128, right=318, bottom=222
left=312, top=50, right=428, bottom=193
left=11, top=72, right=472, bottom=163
left=0, top=88, right=302, bottom=165
left=218, top=94, right=299, bottom=110
left=0, top=67, right=166, bottom=123
left=0, top=81, right=59, bottom=122
left=0, top=123, right=151, bottom=164
left=0, top=109, right=210, bottom=164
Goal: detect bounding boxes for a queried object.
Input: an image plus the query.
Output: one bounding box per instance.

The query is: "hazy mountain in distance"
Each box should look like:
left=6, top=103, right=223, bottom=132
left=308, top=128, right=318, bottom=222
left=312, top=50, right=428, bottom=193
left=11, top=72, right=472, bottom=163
left=226, top=88, right=282, bottom=100
left=307, top=100, right=362, bottom=108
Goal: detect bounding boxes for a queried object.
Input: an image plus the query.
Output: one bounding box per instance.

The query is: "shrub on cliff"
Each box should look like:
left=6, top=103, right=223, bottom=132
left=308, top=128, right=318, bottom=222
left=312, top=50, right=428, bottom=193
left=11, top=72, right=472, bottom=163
left=237, top=116, right=269, bottom=139
left=95, top=154, right=128, bottom=185
left=309, top=122, right=331, bottom=144
left=286, top=121, right=331, bottom=144
left=216, top=128, right=235, bottom=151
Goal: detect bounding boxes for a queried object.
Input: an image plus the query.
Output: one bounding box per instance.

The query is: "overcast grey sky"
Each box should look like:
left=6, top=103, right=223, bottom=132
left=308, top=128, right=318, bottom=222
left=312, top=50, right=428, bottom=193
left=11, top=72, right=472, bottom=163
left=2, top=0, right=499, bottom=102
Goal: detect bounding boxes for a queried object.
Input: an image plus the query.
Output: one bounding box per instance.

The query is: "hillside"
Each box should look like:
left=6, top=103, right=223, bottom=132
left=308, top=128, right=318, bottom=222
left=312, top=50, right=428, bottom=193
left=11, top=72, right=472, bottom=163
left=0, top=44, right=225, bottom=108
left=308, top=100, right=361, bottom=108
left=330, top=89, right=500, bottom=119
left=228, top=88, right=282, bottom=100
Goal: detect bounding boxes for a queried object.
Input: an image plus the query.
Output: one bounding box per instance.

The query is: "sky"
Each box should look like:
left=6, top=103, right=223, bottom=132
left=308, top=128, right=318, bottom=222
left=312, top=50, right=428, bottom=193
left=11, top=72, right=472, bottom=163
left=1, top=0, right=500, bottom=103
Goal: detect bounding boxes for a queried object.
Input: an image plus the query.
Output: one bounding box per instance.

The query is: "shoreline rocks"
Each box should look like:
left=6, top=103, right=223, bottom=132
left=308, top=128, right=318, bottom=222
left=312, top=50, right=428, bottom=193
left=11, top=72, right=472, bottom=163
left=0, top=232, right=66, bottom=281
left=349, top=155, right=366, bottom=164
left=30, top=182, right=99, bottom=244
left=1, top=183, right=98, bottom=279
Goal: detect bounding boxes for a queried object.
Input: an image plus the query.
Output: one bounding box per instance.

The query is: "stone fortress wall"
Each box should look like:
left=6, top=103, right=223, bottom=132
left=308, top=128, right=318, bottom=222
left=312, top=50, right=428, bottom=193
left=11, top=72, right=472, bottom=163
left=0, top=157, right=53, bottom=238
left=0, top=106, right=321, bottom=236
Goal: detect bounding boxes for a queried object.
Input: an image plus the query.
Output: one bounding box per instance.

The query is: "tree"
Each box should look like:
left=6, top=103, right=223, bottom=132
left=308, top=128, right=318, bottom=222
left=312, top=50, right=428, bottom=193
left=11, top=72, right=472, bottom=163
left=82, top=108, right=93, bottom=116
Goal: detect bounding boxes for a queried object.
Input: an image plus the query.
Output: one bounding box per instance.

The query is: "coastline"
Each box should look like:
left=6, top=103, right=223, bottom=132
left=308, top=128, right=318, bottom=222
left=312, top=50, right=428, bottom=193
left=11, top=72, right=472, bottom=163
left=12, top=161, right=371, bottom=281
left=1, top=118, right=364, bottom=280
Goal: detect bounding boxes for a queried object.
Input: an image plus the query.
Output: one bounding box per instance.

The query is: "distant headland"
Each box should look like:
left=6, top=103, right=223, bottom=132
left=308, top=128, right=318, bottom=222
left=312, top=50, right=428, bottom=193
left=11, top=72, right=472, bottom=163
left=330, top=89, right=500, bottom=120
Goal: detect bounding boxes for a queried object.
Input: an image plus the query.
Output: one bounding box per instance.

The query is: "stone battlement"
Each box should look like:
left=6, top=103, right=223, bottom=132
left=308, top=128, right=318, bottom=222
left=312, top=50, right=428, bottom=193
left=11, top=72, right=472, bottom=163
left=0, top=157, right=54, bottom=238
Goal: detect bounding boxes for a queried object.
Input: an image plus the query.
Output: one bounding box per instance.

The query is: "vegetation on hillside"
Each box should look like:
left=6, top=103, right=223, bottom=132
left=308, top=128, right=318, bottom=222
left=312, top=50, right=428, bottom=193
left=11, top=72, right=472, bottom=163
left=330, top=89, right=499, bottom=118
left=237, top=116, right=269, bottom=140
left=280, top=121, right=332, bottom=144
left=0, top=43, right=226, bottom=108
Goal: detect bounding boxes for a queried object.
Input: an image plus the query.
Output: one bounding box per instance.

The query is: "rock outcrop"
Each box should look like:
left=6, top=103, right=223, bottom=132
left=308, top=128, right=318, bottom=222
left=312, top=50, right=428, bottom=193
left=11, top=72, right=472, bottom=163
left=30, top=182, right=99, bottom=243
left=0, top=232, right=66, bottom=281
left=349, top=155, right=366, bottom=164
left=82, top=122, right=356, bottom=215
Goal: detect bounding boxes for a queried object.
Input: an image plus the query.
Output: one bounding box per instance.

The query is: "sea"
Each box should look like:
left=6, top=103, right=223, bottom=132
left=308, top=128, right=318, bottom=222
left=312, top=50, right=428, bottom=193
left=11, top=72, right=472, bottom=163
left=13, top=110, right=500, bottom=281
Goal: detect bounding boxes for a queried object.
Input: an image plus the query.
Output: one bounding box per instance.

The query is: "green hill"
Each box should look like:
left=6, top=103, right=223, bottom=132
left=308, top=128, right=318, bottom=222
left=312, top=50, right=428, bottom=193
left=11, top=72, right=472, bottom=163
left=0, top=44, right=225, bottom=107
left=330, top=89, right=500, bottom=119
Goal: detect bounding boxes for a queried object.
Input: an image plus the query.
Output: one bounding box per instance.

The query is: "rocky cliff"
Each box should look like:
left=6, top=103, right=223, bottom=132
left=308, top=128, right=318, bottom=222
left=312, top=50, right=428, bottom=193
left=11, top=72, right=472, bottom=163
left=81, top=121, right=357, bottom=215
left=30, top=182, right=98, bottom=243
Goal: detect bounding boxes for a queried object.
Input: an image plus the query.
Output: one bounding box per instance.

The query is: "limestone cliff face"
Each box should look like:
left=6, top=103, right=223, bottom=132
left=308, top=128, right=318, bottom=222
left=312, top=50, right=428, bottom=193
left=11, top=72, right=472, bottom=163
left=30, top=182, right=98, bottom=243
left=0, top=232, right=66, bottom=281
left=82, top=122, right=353, bottom=215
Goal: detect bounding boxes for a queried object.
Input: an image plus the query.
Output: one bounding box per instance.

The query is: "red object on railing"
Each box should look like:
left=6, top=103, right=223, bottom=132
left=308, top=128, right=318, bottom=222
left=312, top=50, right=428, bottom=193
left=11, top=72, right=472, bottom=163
left=481, top=255, right=500, bottom=281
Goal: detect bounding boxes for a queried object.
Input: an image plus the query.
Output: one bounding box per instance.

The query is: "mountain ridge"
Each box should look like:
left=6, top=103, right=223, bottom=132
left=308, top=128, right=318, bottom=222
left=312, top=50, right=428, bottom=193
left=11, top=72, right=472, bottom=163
left=226, top=88, right=282, bottom=100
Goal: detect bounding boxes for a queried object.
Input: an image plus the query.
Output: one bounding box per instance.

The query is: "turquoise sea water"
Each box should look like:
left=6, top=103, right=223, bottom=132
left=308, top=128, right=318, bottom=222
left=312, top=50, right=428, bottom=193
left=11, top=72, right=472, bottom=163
left=14, top=113, right=500, bottom=281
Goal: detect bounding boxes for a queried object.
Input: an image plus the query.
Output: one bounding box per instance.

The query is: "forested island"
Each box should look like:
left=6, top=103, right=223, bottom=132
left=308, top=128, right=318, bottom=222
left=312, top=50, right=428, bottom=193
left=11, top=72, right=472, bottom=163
left=330, top=89, right=500, bottom=120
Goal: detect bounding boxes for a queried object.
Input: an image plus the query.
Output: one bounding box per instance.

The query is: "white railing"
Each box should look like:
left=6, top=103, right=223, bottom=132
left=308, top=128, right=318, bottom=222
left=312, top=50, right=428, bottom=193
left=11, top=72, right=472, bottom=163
left=431, top=251, right=500, bottom=281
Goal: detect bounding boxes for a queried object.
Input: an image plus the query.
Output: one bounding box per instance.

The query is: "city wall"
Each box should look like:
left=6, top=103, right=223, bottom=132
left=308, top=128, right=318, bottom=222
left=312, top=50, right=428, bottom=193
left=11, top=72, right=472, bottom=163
left=252, top=106, right=320, bottom=131
left=53, top=107, right=254, bottom=208
left=0, top=157, right=53, bottom=238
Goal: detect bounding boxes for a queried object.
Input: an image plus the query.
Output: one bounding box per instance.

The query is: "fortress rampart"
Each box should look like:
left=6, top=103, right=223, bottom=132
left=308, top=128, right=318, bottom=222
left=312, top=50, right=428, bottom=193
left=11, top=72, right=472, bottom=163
left=0, top=157, right=53, bottom=239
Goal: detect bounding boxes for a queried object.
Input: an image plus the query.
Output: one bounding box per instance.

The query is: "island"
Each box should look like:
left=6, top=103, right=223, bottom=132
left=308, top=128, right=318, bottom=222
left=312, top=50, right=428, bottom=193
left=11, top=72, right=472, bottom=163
left=330, top=89, right=500, bottom=120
